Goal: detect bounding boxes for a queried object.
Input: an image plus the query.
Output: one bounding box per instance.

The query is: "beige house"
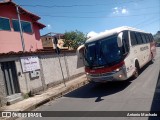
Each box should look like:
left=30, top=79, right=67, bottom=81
left=41, top=33, right=68, bottom=49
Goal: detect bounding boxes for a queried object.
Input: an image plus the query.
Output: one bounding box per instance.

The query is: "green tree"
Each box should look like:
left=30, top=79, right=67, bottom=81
left=64, top=30, right=87, bottom=49
left=154, top=31, right=160, bottom=43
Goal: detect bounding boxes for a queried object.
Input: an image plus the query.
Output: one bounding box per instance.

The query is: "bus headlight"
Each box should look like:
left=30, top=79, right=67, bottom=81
left=114, top=65, right=125, bottom=72
left=114, top=67, right=122, bottom=72
left=115, top=68, right=120, bottom=72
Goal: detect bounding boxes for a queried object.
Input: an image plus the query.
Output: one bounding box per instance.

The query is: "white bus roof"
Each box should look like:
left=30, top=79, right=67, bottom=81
left=86, top=26, right=150, bottom=43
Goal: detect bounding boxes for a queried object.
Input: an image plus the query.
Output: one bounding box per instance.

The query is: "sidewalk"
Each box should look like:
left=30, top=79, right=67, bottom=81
left=1, top=74, right=88, bottom=112
left=156, top=70, right=160, bottom=92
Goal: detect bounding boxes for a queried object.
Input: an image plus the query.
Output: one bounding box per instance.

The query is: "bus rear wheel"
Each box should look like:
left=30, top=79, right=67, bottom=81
left=150, top=53, right=154, bottom=64
left=133, top=63, right=140, bottom=79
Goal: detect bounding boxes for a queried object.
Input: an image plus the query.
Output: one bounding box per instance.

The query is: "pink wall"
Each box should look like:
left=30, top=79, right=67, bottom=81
left=0, top=5, right=43, bottom=53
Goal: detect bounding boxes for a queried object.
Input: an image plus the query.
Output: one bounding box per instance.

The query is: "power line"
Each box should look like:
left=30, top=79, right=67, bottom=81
left=20, top=0, right=144, bottom=8
left=133, top=17, right=159, bottom=27
left=133, top=18, right=159, bottom=33
left=139, top=19, right=159, bottom=29
left=39, top=12, right=159, bottom=19
left=34, top=6, right=159, bottom=14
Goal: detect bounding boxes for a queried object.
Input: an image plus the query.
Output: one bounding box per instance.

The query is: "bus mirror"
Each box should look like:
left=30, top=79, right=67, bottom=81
left=117, top=32, right=123, bottom=47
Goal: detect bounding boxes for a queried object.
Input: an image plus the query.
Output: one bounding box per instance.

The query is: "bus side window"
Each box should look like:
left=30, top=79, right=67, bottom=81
left=149, top=34, right=154, bottom=42
left=144, top=34, right=150, bottom=43
left=130, top=31, right=138, bottom=46
left=135, top=32, right=143, bottom=44
left=146, top=34, right=151, bottom=42
left=141, top=33, right=147, bottom=44
left=122, top=31, right=129, bottom=54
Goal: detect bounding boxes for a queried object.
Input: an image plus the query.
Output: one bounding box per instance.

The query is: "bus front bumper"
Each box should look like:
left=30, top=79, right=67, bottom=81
left=86, top=70, right=127, bottom=83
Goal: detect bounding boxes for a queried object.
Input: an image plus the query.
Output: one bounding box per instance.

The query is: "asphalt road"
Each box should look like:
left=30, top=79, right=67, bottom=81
left=22, top=47, right=160, bottom=120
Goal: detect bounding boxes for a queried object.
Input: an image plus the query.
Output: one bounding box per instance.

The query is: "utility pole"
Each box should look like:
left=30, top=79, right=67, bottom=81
left=16, top=5, right=25, bottom=52
left=51, top=33, right=66, bottom=87
left=16, top=5, right=28, bottom=93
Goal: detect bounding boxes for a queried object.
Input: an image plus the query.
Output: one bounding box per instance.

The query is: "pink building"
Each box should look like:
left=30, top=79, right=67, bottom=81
left=0, top=0, right=46, bottom=53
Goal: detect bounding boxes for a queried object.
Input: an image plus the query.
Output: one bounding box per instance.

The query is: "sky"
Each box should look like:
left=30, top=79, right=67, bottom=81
left=14, top=0, right=160, bottom=36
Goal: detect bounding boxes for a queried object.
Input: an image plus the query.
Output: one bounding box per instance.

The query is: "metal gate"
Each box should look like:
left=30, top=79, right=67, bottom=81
left=1, top=61, right=20, bottom=96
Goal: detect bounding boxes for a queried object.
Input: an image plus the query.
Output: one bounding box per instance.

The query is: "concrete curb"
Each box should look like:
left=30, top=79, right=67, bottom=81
left=1, top=75, right=88, bottom=120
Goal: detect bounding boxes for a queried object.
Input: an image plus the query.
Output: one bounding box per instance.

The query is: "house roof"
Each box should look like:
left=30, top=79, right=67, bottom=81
left=0, top=49, right=76, bottom=57
left=41, top=33, right=65, bottom=39
left=0, top=0, right=46, bottom=29
left=34, top=21, right=46, bottom=29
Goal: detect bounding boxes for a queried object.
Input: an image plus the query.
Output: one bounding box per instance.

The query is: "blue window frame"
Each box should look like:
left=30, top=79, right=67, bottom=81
left=12, top=20, right=33, bottom=33
left=0, top=17, right=11, bottom=31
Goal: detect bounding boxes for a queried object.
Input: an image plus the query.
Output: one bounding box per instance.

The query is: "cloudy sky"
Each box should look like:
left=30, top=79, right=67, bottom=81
left=14, top=0, right=160, bottom=36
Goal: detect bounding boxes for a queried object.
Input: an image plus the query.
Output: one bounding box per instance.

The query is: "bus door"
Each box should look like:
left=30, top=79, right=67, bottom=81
left=140, top=33, right=150, bottom=64
left=149, top=34, right=156, bottom=58
left=77, top=44, right=85, bottom=68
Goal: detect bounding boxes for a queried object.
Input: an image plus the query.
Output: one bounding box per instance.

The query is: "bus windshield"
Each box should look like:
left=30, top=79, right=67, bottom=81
left=84, top=35, right=122, bottom=67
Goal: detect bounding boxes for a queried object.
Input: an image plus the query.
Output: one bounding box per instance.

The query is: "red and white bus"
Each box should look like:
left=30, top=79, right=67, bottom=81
left=77, top=26, right=156, bottom=82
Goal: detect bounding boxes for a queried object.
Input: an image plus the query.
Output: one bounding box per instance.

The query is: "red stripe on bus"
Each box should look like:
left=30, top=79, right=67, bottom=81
left=85, top=61, right=125, bottom=74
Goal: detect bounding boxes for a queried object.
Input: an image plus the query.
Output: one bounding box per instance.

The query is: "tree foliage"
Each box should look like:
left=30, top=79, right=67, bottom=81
left=64, top=30, right=87, bottom=49
left=154, top=31, right=160, bottom=43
